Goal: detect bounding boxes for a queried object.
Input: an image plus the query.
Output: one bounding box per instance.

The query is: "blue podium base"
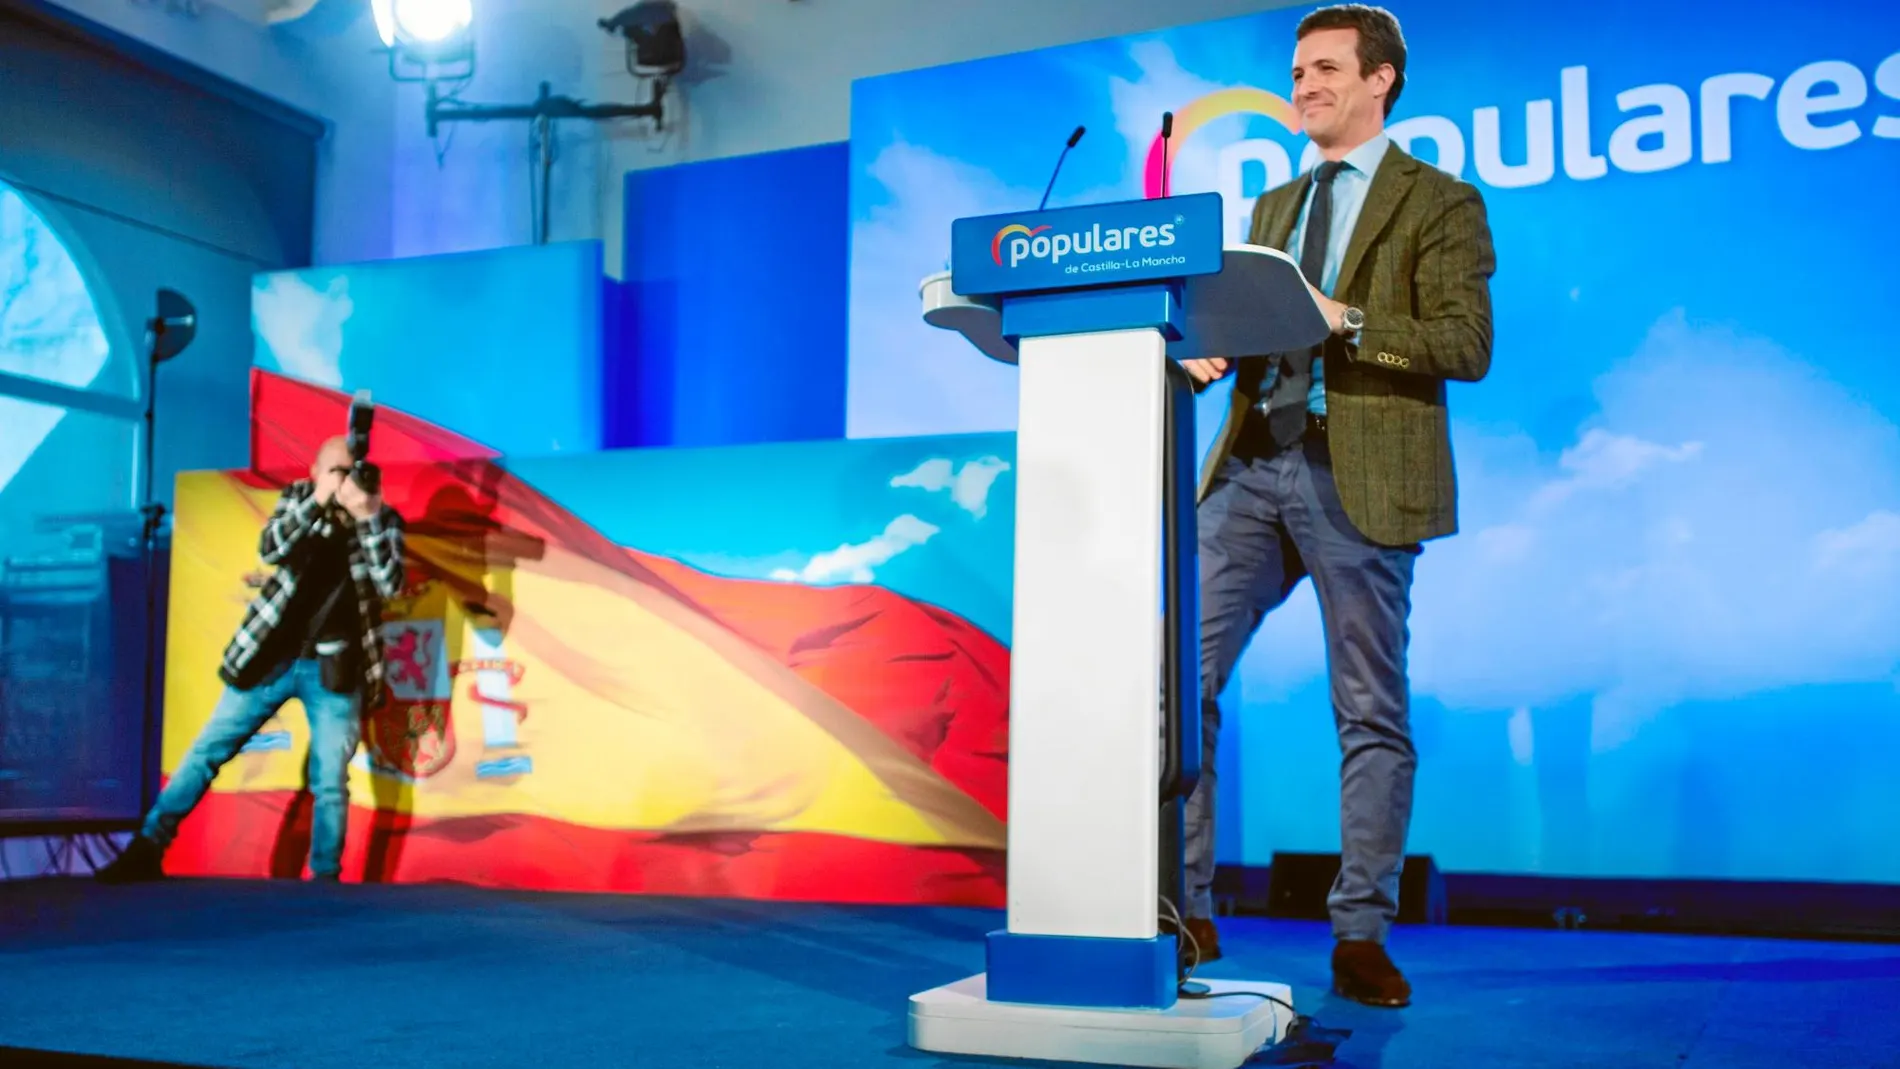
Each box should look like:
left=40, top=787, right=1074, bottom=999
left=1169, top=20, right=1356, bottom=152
left=985, top=930, right=1178, bottom=1009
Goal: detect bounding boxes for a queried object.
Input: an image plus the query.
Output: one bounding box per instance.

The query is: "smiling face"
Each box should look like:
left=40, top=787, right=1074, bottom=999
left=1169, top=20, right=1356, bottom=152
left=1292, top=26, right=1395, bottom=155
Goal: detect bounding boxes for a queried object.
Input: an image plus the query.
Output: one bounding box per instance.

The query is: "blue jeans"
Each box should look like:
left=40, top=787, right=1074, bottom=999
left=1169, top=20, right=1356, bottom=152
left=1188, top=436, right=1420, bottom=943
left=143, top=658, right=362, bottom=878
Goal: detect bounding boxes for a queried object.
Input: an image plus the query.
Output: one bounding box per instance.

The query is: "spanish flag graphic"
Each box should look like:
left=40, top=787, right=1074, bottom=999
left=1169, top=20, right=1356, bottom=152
left=158, top=370, right=1008, bottom=906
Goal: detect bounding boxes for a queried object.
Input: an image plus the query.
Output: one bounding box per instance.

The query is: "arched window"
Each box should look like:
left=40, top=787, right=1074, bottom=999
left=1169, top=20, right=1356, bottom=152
left=0, top=179, right=139, bottom=549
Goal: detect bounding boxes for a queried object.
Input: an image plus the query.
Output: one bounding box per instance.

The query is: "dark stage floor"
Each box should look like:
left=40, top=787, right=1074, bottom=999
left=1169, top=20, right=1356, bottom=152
left=2, top=878, right=1897, bottom=1069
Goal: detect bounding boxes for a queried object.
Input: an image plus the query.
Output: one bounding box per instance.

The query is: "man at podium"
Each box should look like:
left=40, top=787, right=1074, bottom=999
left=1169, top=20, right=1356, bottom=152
left=1178, top=3, right=1496, bottom=1008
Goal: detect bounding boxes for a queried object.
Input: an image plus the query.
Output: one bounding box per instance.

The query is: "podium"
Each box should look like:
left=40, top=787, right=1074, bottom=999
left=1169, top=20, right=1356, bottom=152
left=906, top=192, right=1330, bottom=1069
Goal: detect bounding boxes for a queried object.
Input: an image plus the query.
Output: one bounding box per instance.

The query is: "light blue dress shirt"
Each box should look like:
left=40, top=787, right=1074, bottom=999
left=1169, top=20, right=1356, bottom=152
left=1260, top=132, right=1389, bottom=417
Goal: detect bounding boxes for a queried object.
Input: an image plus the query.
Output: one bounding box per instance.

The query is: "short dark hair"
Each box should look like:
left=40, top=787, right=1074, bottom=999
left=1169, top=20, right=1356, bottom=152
left=1296, top=4, right=1407, bottom=117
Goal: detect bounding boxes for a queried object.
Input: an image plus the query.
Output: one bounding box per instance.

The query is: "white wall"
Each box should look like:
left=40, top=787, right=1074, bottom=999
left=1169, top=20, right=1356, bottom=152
left=48, top=0, right=1302, bottom=273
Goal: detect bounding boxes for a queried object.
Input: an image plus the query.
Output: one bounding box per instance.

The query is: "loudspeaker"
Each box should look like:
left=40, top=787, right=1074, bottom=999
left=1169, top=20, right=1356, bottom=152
left=1263, top=852, right=1447, bottom=925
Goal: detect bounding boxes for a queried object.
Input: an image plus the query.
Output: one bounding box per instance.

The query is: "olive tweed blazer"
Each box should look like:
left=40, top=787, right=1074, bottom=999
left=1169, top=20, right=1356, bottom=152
left=1199, top=141, right=1497, bottom=547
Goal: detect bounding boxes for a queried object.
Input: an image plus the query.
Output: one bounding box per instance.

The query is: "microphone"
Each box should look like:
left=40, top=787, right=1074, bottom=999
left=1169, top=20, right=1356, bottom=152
left=1160, top=111, right=1174, bottom=198
left=1037, top=125, right=1086, bottom=211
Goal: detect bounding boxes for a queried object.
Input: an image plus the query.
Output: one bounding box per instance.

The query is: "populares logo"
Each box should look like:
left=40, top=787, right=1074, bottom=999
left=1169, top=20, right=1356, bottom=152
left=989, top=219, right=1181, bottom=268
left=1144, top=87, right=1301, bottom=199
left=990, top=223, right=1049, bottom=265
left=1145, top=55, right=1900, bottom=209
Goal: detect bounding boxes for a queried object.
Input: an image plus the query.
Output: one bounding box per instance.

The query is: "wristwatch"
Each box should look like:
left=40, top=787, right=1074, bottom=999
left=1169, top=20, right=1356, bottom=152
left=1340, top=305, right=1365, bottom=334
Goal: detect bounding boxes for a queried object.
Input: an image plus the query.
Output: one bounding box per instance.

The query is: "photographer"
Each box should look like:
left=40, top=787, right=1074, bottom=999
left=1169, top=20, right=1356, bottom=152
left=99, top=435, right=405, bottom=884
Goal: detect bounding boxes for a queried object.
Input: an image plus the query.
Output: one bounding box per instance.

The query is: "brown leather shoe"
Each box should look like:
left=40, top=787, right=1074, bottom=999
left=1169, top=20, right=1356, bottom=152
left=1331, top=940, right=1411, bottom=1007
left=1186, top=917, right=1222, bottom=963
left=1163, top=916, right=1223, bottom=965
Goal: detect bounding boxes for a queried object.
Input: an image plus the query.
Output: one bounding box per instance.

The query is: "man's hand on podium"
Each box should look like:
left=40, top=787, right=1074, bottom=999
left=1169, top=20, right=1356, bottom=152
left=1181, top=357, right=1231, bottom=385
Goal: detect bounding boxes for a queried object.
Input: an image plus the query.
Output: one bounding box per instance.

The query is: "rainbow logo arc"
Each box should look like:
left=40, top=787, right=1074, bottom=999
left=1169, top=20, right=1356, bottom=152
left=991, top=223, right=1051, bottom=266
left=1143, top=87, right=1302, bottom=199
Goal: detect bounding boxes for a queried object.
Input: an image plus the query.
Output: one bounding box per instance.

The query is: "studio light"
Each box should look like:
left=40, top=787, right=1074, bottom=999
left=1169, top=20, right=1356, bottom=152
left=374, top=0, right=475, bottom=79
left=371, top=0, right=394, bottom=47
left=599, top=1, right=686, bottom=78
left=396, top=0, right=471, bottom=44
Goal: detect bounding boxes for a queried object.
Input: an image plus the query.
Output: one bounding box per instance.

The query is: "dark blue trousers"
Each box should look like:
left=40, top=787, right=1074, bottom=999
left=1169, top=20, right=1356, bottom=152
left=1187, top=434, right=1420, bottom=943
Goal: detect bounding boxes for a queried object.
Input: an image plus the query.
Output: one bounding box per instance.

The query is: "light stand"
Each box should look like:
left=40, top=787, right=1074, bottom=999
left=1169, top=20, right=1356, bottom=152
left=138, top=289, right=195, bottom=813
left=424, top=79, right=667, bottom=245
left=394, top=2, right=684, bottom=246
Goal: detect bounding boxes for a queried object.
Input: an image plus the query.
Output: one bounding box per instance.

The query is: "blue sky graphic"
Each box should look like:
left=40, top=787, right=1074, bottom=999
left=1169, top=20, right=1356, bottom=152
left=846, top=0, right=1900, bottom=881
left=252, top=242, right=604, bottom=459
left=504, top=433, right=1017, bottom=644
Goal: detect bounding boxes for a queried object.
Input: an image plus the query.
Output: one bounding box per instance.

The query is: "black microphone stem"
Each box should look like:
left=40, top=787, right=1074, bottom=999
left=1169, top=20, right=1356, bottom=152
left=1161, top=111, right=1175, bottom=199
left=1038, top=125, right=1087, bottom=212
left=1038, top=148, right=1072, bottom=212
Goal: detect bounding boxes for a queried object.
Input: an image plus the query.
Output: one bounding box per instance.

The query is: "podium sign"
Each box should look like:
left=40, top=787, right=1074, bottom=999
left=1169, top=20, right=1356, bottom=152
left=950, top=192, right=1224, bottom=297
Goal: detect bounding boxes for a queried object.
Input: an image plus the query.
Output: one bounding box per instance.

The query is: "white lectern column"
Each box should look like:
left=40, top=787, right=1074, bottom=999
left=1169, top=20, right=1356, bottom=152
left=1010, top=326, right=1166, bottom=942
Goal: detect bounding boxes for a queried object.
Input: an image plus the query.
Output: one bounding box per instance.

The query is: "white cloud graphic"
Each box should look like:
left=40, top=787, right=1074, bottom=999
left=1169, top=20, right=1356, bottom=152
left=891, top=455, right=1011, bottom=518
left=1232, top=311, right=1900, bottom=741
left=1529, top=430, right=1704, bottom=510
left=1814, top=510, right=1900, bottom=572
left=252, top=272, right=352, bottom=389
left=771, top=514, right=941, bottom=585
left=845, top=140, right=1028, bottom=440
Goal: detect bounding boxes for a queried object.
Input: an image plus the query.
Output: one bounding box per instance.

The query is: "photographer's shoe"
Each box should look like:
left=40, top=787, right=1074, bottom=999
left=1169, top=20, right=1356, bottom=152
left=95, top=836, right=165, bottom=884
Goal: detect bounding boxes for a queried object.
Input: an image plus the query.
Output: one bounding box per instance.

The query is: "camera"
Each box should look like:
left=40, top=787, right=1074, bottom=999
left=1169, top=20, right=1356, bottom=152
left=347, top=389, right=381, bottom=497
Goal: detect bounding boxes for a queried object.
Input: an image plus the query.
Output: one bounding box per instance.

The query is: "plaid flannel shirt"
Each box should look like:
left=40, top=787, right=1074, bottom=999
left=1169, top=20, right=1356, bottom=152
left=218, top=479, right=406, bottom=709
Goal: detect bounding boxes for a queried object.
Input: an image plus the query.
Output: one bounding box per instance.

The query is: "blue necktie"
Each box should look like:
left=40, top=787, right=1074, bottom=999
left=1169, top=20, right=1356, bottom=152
left=1264, top=160, right=1343, bottom=449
